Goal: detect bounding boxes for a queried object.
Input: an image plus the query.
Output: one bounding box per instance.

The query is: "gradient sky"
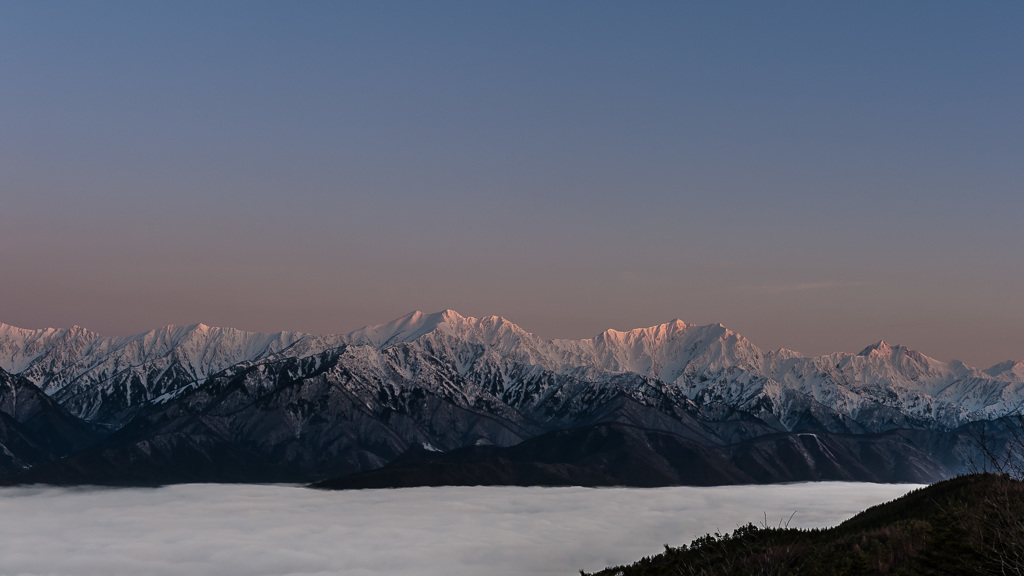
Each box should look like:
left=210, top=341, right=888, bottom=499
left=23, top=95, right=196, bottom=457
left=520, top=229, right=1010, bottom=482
left=1, top=1, right=1021, bottom=367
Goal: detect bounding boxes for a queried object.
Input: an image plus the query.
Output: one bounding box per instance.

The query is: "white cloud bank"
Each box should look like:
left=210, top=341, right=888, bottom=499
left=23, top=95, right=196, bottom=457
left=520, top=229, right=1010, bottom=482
left=0, top=482, right=920, bottom=576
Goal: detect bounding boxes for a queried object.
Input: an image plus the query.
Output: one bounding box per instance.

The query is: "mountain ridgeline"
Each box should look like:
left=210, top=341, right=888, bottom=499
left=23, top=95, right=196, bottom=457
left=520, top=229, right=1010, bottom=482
left=0, top=310, right=1021, bottom=486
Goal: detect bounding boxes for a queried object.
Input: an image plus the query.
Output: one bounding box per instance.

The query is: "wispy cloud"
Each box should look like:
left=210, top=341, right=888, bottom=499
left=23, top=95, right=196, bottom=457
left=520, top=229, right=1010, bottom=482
left=0, top=483, right=917, bottom=576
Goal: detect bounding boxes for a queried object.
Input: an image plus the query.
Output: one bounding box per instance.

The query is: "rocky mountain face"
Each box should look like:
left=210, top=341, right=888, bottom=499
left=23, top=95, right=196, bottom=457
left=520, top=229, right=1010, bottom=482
left=0, top=369, right=102, bottom=476
left=0, top=311, right=1020, bottom=485
left=0, top=322, right=343, bottom=428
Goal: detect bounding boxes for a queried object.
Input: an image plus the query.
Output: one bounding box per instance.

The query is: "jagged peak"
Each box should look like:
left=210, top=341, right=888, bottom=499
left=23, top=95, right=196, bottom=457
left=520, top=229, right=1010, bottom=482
left=3, top=314, right=1014, bottom=380
left=0, top=321, right=38, bottom=333
left=986, top=360, right=1024, bottom=379
left=345, top=310, right=451, bottom=347
left=850, top=340, right=956, bottom=374
left=859, top=339, right=934, bottom=361
left=0, top=319, right=98, bottom=342
left=346, top=309, right=534, bottom=349
left=858, top=340, right=894, bottom=356
left=139, top=322, right=303, bottom=338
left=346, top=312, right=739, bottom=353
left=595, top=318, right=691, bottom=341
left=130, top=323, right=203, bottom=342
left=438, top=308, right=465, bottom=321
left=0, top=321, right=89, bottom=335
left=176, top=322, right=225, bottom=334
left=769, top=347, right=804, bottom=359
left=90, top=323, right=314, bottom=367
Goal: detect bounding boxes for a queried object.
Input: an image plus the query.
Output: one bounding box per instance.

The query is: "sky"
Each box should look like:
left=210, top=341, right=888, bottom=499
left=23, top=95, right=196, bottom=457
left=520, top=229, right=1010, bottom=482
left=0, top=483, right=918, bottom=576
left=1, top=1, right=1021, bottom=367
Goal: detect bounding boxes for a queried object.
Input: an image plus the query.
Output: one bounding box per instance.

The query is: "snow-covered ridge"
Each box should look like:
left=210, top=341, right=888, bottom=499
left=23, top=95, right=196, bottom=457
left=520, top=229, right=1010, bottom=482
left=0, top=321, right=333, bottom=386
left=0, top=321, right=348, bottom=422
left=0, top=311, right=1021, bottom=430
left=313, top=310, right=1024, bottom=429
left=0, top=323, right=100, bottom=375
left=346, top=310, right=1017, bottom=380
left=986, top=360, right=1024, bottom=382
left=8, top=311, right=1017, bottom=379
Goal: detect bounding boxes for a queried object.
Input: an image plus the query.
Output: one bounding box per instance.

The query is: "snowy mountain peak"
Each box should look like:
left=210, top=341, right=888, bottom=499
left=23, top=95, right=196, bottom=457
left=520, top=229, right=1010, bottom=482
left=771, top=347, right=804, bottom=359
left=0, top=322, right=101, bottom=375
left=593, top=319, right=693, bottom=344
left=439, top=308, right=464, bottom=320
left=344, top=309, right=539, bottom=349
left=0, top=322, right=95, bottom=339
left=346, top=311, right=768, bottom=387
left=345, top=310, right=454, bottom=347
left=986, top=360, right=1024, bottom=382
left=851, top=340, right=947, bottom=372
left=0, top=319, right=328, bottom=423
left=858, top=340, right=894, bottom=356
left=544, top=319, right=755, bottom=387
left=1, top=312, right=1023, bottom=434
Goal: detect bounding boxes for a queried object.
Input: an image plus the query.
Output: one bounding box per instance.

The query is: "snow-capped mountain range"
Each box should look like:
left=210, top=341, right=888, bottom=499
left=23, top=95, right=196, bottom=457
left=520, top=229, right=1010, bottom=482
left=0, top=310, right=1020, bottom=485
left=1, top=310, right=1019, bottom=431
left=0, top=321, right=342, bottom=425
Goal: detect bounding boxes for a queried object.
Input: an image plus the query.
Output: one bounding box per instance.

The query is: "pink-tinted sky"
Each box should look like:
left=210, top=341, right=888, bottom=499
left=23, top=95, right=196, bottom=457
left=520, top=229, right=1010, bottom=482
left=1, top=2, right=1021, bottom=367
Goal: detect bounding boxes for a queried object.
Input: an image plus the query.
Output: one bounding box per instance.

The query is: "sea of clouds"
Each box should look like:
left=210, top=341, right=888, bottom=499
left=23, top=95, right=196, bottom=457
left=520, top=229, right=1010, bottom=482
left=0, top=482, right=919, bottom=576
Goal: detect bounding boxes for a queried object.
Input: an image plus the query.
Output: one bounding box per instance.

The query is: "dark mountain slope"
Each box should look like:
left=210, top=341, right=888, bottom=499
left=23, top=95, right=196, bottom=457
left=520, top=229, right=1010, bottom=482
left=0, top=369, right=100, bottom=455
left=314, top=423, right=951, bottom=489
left=726, top=431, right=948, bottom=483
left=0, top=369, right=101, bottom=476
left=10, top=348, right=545, bottom=484
left=0, top=412, right=54, bottom=475
left=586, top=473, right=1024, bottom=576
left=314, top=423, right=754, bottom=489
left=8, top=332, right=999, bottom=486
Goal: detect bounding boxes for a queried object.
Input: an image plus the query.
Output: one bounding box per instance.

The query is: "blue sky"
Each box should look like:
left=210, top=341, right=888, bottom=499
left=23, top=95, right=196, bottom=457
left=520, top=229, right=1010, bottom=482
left=1, top=1, right=1021, bottom=366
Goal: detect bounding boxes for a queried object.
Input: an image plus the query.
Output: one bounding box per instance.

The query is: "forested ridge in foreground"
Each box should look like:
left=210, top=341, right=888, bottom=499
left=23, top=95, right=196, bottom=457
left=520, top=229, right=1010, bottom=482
left=585, top=473, right=1024, bottom=576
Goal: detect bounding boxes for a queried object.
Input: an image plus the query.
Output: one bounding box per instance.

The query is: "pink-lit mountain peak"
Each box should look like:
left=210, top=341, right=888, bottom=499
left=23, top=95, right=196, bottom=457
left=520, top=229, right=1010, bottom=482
left=1, top=311, right=1020, bottom=390
left=985, top=360, right=1024, bottom=381
left=344, top=309, right=521, bottom=348
left=1, top=311, right=1022, bottom=432
left=593, top=318, right=691, bottom=344
left=858, top=340, right=894, bottom=356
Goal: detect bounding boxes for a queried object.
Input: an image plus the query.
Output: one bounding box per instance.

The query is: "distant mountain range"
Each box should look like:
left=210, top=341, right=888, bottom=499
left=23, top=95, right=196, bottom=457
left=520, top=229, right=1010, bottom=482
left=0, top=310, right=1020, bottom=486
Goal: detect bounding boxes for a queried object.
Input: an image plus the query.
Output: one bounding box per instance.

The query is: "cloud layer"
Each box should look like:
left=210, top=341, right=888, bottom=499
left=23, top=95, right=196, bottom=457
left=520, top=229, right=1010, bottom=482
left=0, top=482, right=918, bottom=576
